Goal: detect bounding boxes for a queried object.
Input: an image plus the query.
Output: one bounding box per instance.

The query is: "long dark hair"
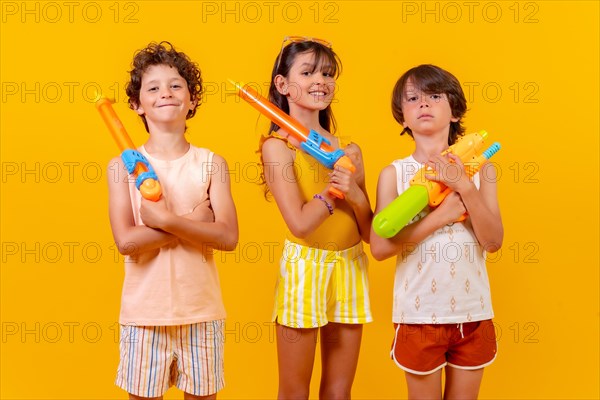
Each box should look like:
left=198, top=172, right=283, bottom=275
left=268, top=40, right=342, bottom=134
left=258, top=40, right=342, bottom=199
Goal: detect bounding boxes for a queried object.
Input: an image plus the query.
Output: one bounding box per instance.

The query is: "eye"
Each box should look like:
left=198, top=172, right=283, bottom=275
left=301, top=71, right=312, bottom=76
left=171, top=84, right=182, bottom=89
left=431, top=94, right=443, bottom=101
left=148, top=86, right=158, bottom=92
left=406, top=96, right=418, bottom=102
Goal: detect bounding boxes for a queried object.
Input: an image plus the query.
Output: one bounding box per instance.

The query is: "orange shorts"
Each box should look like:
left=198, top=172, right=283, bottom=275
left=390, top=320, right=497, bottom=375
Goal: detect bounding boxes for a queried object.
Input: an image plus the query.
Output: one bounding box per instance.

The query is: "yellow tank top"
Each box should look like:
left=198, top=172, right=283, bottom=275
left=283, top=134, right=362, bottom=250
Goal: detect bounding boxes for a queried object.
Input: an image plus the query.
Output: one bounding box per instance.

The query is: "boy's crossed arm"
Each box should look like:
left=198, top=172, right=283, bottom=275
left=139, top=154, right=239, bottom=252
left=108, top=155, right=238, bottom=256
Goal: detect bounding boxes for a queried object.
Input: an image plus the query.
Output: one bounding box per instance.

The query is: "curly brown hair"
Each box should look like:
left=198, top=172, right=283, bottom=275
left=125, top=41, right=203, bottom=132
left=391, top=64, right=467, bottom=145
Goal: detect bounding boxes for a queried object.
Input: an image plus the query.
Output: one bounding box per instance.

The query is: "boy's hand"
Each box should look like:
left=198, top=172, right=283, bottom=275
left=183, top=198, right=214, bottom=223
left=432, top=192, right=466, bottom=225
left=140, top=198, right=173, bottom=229
left=425, top=153, right=471, bottom=193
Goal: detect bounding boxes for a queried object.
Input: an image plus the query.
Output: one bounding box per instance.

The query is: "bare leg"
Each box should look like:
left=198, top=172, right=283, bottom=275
left=129, top=395, right=162, bottom=400
left=276, top=323, right=319, bottom=399
left=183, top=393, right=217, bottom=400
left=443, top=366, right=484, bottom=400
left=404, top=369, right=443, bottom=400
left=319, top=323, right=363, bottom=399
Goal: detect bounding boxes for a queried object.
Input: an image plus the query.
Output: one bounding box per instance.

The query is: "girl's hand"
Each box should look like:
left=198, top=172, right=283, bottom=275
left=140, top=198, right=173, bottom=229
left=431, top=191, right=466, bottom=225
left=425, top=153, right=471, bottom=193
left=328, top=165, right=364, bottom=207
left=343, top=143, right=365, bottom=186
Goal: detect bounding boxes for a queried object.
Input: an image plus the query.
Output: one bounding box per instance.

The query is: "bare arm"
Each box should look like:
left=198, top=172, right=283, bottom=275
left=329, top=143, right=373, bottom=243
left=107, top=157, right=176, bottom=256
left=261, top=137, right=334, bottom=239
left=369, top=165, right=466, bottom=261
left=139, top=154, right=239, bottom=251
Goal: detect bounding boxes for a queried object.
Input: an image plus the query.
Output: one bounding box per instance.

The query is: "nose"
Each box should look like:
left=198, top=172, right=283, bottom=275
left=419, top=96, right=430, bottom=108
left=160, top=86, right=173, bottom=98
left=313, top=73, right=326, bottom=85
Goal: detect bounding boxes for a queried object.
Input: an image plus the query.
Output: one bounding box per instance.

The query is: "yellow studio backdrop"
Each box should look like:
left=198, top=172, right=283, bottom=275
left=1, top=0, right=598, bottom=399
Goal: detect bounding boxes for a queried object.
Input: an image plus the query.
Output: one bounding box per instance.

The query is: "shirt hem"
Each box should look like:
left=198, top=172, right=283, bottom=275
left=119, top=313, right=226, bottom=326
left=392, top=313, right=494, bottom=324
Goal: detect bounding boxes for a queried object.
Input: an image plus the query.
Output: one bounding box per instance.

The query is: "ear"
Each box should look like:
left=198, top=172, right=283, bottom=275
left=450, top=116, right=460, bottom=123
left=189, top=98, right=197, bottom=111
left=274, top=75, right=288, bottom=96
left=135, top=104, right=145, bottom=115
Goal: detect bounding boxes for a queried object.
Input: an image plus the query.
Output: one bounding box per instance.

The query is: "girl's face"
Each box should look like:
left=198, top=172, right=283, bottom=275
left=136, top=64, right=195, bottom=129
left=280, top=51, right=336, bottom=112
left=401, top=78, right=458, bottom=136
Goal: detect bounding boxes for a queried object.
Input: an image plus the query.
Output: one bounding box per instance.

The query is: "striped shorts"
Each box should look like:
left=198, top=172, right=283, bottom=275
left=115, top=320, right=225, bottom=397
left=272, top=240, right=373, bottom=328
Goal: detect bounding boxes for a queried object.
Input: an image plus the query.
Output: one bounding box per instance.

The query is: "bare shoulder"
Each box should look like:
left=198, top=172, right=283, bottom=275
left=261, top=136, right=294, bottom=162
left=107, top=155, right=123, bottom=170
left=379, top=164, right=397, bottom=182
left=211, top=152, right=227, bottom=166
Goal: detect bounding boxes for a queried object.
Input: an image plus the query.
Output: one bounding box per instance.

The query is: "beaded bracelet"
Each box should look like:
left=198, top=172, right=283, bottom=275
left=313, top=194, right=334, bottom=215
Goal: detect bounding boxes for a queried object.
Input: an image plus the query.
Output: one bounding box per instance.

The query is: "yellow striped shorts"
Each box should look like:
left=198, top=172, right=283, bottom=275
left=272, top=240, right=373, bottom=328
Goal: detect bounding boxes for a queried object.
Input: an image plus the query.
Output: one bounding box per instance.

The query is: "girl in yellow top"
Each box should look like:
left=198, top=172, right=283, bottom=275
left=259, top=37, right=373, bottom=399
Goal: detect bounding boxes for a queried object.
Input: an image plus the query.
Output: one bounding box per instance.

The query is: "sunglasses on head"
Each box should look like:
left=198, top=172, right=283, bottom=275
left=275, top=36, right=333, bottom=72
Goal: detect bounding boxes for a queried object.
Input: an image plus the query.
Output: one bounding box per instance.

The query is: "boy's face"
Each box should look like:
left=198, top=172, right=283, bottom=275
left=401, top=79, right=458, bottom=136
left=136, top=64, right=196, bottom=129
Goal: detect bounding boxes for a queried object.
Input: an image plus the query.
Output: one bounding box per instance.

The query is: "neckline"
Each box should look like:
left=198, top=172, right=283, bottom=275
left=140, top=144, right=193, bottom=166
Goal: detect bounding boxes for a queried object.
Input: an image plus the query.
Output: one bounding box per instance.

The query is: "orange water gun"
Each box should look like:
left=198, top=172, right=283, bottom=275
left=373, top=130, right=501, bottom=238
left=95, top=97, right=162, bottom=201
left=229, top=80, right=355, bottom=199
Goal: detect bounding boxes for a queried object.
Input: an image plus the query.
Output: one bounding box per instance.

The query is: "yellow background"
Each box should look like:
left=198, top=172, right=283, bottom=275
left=1, top=1, right=598, bottom=398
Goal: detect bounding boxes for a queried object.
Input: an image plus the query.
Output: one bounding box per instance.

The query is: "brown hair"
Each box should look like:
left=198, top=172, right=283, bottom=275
left=125, top=41, right=202, bottom=132
left=258, top=40, right=342, bottom=199
left=391, top=64, right=467, bottom=145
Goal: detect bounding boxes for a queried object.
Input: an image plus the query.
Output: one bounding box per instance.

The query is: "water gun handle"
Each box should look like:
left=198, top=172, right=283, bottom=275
left=328, top=155, right=356, bottom=199
left=95, top=97, right=162, bottom=201
left=300, top=129, right=356, bottom=199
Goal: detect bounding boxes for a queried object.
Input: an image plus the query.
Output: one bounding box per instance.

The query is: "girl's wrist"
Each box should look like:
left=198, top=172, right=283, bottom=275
left=314, top=193, right=335, bottom=215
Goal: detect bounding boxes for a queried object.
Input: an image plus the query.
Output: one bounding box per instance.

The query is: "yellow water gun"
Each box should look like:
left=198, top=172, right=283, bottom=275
left=373, top=130, right=500, bottom=238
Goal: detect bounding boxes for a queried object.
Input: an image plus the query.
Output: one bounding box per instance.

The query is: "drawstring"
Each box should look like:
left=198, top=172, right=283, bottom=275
left=457, top=323, right=464, bottom=339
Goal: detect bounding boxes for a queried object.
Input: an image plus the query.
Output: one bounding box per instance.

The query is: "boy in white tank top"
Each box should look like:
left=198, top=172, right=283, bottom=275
left=370, top=64, right=503, bottom=399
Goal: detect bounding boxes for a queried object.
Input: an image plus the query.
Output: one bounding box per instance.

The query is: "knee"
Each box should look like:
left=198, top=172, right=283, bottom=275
left=319, top=386, right=351, bottom=400
left=278, top=385, right=310, bottom=400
